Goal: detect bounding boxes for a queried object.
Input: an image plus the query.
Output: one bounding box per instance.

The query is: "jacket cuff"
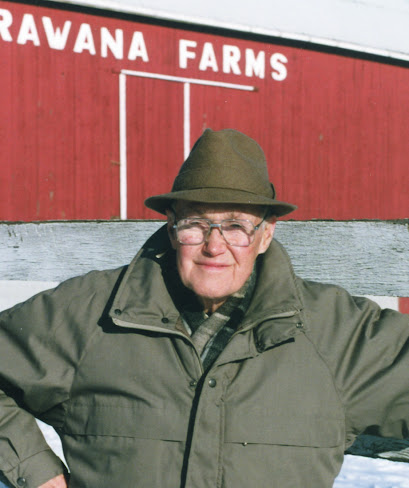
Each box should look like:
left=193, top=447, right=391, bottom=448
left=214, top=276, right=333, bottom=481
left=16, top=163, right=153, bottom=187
left=2, top=448, right=66, bottom=488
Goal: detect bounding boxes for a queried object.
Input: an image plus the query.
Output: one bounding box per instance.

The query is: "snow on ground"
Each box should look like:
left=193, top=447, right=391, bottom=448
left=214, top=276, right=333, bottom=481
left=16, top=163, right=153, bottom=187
left=38, top=421, right=409, bottom=487
left=335, top=455, right=409, bottom=487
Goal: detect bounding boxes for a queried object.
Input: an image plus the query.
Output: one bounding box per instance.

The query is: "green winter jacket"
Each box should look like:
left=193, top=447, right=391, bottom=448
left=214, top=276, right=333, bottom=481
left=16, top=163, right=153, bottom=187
left=1, top=226, right=409, bottom=487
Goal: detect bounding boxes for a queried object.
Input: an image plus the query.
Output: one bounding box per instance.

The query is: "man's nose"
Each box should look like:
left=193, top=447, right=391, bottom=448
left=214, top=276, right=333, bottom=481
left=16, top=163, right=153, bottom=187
left=203, top=225, right=227, bottom=254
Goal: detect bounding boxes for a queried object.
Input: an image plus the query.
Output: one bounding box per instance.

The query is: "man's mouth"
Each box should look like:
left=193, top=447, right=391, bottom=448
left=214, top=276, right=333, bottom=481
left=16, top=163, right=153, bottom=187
left=197, top=262, right=230, bottom=269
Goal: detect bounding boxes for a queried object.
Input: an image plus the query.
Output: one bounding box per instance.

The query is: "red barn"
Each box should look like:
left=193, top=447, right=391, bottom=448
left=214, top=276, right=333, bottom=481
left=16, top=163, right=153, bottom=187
left=1, top=0, right=408, bottom=222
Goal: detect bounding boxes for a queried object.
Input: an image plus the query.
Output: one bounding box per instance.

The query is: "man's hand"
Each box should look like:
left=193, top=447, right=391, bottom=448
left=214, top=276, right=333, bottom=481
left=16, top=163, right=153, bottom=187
left=38, top=474, right=68, bottom=488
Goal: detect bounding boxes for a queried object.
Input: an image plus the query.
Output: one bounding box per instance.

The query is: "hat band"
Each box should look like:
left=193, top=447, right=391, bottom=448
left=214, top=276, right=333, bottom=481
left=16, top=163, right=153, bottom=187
left=172, top=167, right=274, bottom=199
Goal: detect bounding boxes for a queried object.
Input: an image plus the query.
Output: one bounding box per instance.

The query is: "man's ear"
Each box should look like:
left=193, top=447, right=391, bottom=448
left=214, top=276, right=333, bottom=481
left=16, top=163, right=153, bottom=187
left=166, top=209, right=177, bottom=250
left=258, top=218, right=277, bottom=255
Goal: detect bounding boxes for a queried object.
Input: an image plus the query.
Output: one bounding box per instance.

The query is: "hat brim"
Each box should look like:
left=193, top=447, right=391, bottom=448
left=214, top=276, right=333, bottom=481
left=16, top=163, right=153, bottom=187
left=144, top=188, right=297, bottom=217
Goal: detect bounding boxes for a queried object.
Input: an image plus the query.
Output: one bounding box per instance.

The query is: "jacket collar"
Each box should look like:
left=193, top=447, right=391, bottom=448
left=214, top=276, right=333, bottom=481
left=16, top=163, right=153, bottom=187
left=109, top=225, right=181, bottom=332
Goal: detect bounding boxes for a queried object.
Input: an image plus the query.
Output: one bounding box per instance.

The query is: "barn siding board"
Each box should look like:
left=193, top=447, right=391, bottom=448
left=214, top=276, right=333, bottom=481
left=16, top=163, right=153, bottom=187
left=2, top=220, right=409, bottom=296
left=0, top=1, right=408, bottom=221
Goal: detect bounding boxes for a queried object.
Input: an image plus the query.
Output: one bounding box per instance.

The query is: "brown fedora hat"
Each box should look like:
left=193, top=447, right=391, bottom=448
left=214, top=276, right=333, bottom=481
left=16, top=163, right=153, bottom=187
left=144, top=128, right=296, bottom=217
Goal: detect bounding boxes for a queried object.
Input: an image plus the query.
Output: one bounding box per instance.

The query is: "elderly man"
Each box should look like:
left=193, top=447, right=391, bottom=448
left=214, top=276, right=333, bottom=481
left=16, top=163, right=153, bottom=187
left=1, top=129, right=409, bottom=488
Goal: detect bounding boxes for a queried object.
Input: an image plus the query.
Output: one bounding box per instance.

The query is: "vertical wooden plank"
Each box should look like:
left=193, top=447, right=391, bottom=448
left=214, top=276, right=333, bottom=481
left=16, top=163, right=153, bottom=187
left=399, top=298, right=409, bottom=314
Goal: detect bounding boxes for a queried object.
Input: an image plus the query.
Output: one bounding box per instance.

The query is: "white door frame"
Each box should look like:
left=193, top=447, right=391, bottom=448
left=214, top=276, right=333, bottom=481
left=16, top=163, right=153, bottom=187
left=119, top=70, right=256, bottom=220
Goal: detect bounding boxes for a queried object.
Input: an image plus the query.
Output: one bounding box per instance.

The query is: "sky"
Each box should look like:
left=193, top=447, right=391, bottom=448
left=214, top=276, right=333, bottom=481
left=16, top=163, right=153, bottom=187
left=55, top=0, right=409, bottom=60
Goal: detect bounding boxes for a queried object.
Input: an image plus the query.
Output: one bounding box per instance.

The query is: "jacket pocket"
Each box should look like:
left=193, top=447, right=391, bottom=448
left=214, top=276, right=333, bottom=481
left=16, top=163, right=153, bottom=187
left=224, top=410, right=344, bottom=448
left=63, top=402, right=188, bottom=441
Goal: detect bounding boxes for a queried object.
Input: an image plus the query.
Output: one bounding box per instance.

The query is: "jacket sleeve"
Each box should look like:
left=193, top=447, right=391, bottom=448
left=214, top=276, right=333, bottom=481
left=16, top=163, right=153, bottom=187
left=339, top=301, right=409, bottom=441
left=0, top=392, right=66, bottom=487
left=302, top=281, right=409, bottom=446
left=0, top=275, right=97, bottom=487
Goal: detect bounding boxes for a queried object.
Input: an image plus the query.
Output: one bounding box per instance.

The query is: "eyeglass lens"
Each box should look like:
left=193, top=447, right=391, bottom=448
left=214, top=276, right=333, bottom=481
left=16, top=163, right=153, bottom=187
left=176, top=219, right=256, bottom=246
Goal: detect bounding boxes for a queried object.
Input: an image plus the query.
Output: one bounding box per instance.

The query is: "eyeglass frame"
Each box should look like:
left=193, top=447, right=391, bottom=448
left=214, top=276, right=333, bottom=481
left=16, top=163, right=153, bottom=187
left=171, top=213, right=266, bottom=247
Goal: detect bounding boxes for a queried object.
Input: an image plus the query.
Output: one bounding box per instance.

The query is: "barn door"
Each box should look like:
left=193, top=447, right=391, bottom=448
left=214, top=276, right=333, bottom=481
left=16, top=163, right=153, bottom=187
left=118, top=70, right=256, bottom=219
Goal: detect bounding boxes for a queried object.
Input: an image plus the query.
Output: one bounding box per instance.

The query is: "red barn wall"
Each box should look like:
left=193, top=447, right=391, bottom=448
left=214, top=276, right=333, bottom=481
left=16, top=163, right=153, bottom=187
left=0, top=1, right=408, bottom=221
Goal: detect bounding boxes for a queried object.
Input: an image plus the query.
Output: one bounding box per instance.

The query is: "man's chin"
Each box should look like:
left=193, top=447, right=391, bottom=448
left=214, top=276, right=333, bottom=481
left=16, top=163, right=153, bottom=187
left=190, top=287, right=231, bottom=311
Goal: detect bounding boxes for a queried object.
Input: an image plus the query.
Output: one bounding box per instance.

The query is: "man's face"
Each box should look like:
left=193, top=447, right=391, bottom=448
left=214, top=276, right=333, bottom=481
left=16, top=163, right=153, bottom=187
left=167, top=202, right=276, bottom=313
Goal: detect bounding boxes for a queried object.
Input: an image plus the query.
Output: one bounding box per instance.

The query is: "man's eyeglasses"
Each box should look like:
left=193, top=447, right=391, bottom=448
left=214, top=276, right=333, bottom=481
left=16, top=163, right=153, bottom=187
left=172, top=217, right=265, bottom=247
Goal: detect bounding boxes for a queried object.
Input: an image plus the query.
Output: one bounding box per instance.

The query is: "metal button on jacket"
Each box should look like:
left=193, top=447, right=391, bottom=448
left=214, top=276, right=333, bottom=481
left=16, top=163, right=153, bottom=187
left=208, top=378, right=217, bottom=388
